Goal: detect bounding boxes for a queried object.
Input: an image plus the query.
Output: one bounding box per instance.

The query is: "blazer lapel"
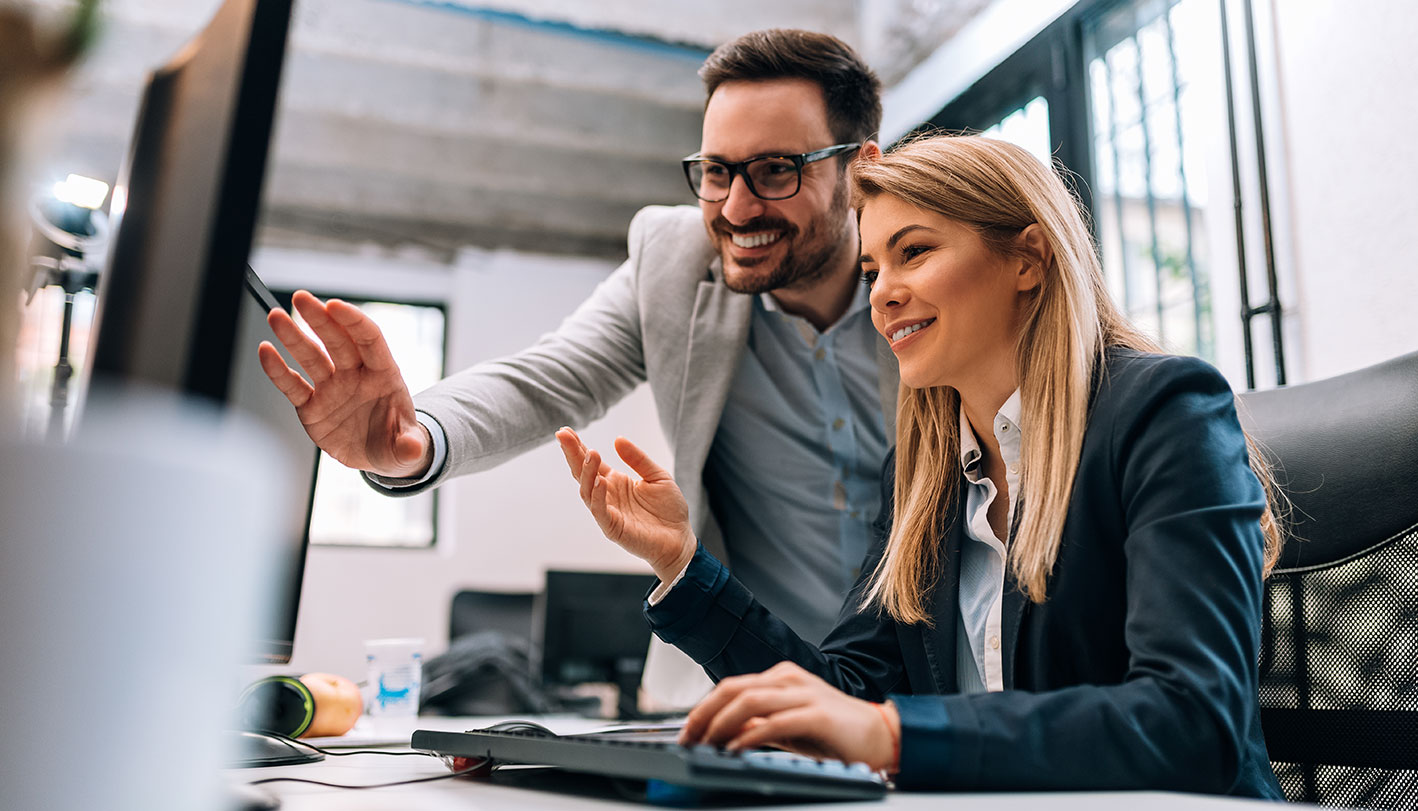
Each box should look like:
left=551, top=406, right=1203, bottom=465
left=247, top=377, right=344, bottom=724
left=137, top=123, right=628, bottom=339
left=1000, top=573, right=1029, bottom=691
left=673, top=277, right=751, bottom=562
left=1000, top=500, right=1030, bottom=690
left=918, top=508, right=965, bottom=694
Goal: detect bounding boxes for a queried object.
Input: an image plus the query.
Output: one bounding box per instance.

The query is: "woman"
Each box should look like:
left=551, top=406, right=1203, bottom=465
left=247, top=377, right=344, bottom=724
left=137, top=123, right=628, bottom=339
left=554, top=134, right=1284, bottom=798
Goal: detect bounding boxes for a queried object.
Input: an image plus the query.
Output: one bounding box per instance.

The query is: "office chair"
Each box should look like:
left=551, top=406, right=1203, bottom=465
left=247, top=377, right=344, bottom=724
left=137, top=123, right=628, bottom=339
left=448, top=589, right=536, bottom=642
left=420, top=589, right=545, bottom=716
left=1237, top=349, right=1418, bottom=807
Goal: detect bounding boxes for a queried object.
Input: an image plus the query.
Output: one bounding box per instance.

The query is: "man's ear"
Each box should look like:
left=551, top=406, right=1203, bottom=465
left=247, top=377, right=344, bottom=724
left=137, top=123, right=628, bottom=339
left=859, top=141, right=883, bottom=161
left=1016, top=224, right=1052, bottom=292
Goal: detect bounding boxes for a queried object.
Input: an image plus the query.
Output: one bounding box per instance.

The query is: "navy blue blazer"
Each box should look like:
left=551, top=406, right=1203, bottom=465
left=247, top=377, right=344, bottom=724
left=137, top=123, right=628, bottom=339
left=647, top=349, right=1284, bottom=798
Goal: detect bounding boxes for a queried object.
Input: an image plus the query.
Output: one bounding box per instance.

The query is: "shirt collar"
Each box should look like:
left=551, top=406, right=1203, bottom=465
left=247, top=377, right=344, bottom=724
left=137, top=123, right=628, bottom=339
left=958, top=389, right=1023, bottom=474
left=759, top=280, right=871, bottom=324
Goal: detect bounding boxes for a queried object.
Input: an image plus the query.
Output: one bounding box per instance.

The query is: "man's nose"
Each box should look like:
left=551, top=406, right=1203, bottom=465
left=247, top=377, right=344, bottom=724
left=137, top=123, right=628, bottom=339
left=720, top=172, right=765, bottom=224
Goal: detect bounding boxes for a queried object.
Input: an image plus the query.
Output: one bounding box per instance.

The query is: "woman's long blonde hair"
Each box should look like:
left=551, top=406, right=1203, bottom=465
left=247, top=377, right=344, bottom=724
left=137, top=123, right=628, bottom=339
left=853, top=135, right=1283, bottom=623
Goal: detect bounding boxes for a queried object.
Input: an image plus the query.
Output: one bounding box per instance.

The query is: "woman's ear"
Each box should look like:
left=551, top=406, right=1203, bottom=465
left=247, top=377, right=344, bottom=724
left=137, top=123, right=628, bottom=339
left=1015, top=224, right=1052, bottom=292
left=859, top=141, right=883, bottom=161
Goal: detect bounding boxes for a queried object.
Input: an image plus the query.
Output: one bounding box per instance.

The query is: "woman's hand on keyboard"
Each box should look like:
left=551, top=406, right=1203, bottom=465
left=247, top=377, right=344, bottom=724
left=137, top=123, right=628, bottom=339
left=554, top=427, right=697, bottom=584
left=679, top=661, right=901, bottom=772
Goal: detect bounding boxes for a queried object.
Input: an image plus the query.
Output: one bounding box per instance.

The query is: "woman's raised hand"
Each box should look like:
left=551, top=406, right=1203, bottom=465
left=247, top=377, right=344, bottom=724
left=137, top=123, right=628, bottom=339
left=554, top=428, right=696, bottom=583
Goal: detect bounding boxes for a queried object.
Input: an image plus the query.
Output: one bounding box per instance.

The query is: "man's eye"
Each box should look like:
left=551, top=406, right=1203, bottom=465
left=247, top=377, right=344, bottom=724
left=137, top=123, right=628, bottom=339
left=860, top=270, right=878, bottom=289
left=703, top=164, right=729, bottom=177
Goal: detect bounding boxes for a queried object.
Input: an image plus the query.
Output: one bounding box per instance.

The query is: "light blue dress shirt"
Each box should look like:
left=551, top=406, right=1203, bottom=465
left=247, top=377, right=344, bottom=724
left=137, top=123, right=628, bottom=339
left=955, top=390, right=1022, bottom=694
left=700, top=284, right=890, bottom=645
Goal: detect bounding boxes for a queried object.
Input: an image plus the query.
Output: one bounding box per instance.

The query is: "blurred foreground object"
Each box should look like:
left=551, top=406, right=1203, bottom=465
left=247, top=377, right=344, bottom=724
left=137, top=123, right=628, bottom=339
left=25, top=171, right=110, bottom=439
left=0, top=0, right=99, bottom=428
left=0, top=385, right=297, bottom=810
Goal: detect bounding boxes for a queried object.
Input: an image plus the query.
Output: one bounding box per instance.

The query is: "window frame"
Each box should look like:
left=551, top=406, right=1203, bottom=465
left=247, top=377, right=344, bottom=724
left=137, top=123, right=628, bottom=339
left=922, top=7, right=1095, bottom=218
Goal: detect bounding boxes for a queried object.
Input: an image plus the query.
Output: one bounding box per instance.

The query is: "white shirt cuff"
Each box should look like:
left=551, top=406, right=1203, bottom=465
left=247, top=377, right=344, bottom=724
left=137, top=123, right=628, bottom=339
left=364, top=411, right=447, bottom=490
left=647, top=560, right=692, bottom=606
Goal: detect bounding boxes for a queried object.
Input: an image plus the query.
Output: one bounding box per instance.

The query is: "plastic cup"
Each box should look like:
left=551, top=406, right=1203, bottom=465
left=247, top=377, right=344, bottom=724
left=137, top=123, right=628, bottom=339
left=364, top=637, right=424, bottom=717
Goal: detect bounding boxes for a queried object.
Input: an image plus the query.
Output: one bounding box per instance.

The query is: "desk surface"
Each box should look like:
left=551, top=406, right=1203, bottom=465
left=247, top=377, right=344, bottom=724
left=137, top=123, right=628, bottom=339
left=230, top=716, right=1276, bottom=811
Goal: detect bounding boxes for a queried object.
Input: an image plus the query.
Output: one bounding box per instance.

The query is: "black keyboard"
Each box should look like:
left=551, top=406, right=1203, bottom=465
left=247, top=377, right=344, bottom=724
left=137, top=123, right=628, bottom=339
left=411, top=727, right=887, bottom=802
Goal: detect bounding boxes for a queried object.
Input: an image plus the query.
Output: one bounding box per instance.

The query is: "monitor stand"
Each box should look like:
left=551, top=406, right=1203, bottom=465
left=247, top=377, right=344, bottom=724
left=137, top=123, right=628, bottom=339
left=613, top=658, right=644, bottom=720
left=229, top=730, right=324, bottom=768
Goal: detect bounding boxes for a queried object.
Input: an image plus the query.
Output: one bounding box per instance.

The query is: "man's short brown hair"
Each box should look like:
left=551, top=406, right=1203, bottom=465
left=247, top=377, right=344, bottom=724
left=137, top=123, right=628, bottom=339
left=699, top=29, right=882, bottom=146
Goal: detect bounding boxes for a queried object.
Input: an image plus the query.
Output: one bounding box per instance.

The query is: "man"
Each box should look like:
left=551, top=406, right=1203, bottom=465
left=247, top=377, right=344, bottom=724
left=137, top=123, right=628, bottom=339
left=259, top=29, right=896, bottom=673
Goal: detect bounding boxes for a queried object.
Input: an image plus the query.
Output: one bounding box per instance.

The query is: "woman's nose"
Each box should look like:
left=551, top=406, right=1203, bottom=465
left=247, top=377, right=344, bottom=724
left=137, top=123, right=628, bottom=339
left=869, top=271, right=905, bottom=312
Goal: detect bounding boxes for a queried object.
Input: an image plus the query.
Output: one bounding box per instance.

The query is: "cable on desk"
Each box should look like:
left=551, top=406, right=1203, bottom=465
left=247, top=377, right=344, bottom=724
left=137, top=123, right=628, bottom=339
left=244, top=733, right=491, bottom=790
left=261, top=731, right=440, bottom=758
left=246, top=760, right=489, bottom=790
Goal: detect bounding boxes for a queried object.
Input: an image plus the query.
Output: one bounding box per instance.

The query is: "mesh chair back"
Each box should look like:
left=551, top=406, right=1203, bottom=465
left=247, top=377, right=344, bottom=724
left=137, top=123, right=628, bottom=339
left=1238, top=350, right=1418, bottom=807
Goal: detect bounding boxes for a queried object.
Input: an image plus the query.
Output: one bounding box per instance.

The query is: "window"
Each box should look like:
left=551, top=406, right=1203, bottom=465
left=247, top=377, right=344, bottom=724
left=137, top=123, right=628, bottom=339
left=285, top=294, right=447, bottom=548
left=1085, top=0, right=1218, bottom=361
left=927, top=0, right=1286, bottom=389
left=982, top=95, right=1053, bottom=167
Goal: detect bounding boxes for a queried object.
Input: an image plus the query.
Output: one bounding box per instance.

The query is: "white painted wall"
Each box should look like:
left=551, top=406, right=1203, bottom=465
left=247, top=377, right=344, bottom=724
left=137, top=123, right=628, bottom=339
left=249, top=243, right=667, bottom=680
left=1266, top=0, right=1418, bottom=381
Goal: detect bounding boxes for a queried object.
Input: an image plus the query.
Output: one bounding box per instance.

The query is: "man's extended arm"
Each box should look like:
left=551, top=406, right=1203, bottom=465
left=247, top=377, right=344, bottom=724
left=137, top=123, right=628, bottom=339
left=368, top=207, right=674, bottom=494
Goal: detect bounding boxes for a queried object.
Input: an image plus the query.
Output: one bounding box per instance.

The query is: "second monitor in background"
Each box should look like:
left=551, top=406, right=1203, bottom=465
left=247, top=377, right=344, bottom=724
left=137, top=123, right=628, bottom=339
left=539, top=570, right=659, bottom=720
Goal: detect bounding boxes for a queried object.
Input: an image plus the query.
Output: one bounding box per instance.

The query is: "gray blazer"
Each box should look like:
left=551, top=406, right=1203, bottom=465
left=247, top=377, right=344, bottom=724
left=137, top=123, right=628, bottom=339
left=408, top=204, right=899, bottom=565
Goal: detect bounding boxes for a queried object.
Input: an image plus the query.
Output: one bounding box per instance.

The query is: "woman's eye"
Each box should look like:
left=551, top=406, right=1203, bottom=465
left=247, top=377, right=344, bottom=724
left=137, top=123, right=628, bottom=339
left=860, top=269, right=878, bottom=289
left=901, top=245, right=929, bottom=260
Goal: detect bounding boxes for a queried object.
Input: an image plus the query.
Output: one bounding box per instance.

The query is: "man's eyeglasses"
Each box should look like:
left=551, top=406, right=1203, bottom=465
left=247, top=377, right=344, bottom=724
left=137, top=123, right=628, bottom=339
left=681, top=143, right=861, bottom=202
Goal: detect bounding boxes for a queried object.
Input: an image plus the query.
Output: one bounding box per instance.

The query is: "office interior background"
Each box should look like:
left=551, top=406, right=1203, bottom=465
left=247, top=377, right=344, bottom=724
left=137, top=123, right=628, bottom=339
left=12, top=0, right=1418, bottom=681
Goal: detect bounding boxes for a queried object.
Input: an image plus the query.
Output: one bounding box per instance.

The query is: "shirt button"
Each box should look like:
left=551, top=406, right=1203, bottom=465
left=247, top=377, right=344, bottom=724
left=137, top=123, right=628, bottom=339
left=989, top=635, right=1001, bottom=651
left=814, top=347, right=826, bottom=361
left=832, top=418, right=845, bottom=431
left=998, top=423, right=1010, bottom=433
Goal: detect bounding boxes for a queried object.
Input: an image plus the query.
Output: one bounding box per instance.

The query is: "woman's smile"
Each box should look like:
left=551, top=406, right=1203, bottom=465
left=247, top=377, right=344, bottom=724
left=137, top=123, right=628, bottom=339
left=884, top=317, right=937, bottom=349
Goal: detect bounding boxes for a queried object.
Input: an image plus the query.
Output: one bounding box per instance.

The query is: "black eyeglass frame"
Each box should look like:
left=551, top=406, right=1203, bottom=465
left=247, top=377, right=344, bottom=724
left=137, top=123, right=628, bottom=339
left=680, top=142, right=861, bottom=202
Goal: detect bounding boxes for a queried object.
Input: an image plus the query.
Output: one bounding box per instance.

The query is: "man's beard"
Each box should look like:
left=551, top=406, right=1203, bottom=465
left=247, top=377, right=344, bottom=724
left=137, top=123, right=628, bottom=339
left=712, top=180, right=851, bottom=295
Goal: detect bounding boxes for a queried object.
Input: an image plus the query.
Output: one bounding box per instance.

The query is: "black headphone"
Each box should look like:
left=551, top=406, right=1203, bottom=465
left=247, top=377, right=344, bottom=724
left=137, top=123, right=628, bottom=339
left=238, top=675, right=318, bottom=737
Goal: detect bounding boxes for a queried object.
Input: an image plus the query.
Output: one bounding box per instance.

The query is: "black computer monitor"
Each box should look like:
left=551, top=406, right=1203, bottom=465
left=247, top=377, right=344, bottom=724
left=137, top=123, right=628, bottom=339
left=88, top=0, right=292, bottom=403
left=86, top=0, right=301, bottom=658
left=80, top=0, right=314, bottom=766
left=538, top=570, right=659, bottom=719
left=228, top=272, right=320, bottom=665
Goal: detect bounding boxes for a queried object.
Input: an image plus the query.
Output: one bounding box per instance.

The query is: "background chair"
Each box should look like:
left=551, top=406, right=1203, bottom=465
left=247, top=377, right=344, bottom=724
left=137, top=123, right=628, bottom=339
left=428, top=575, right=658, bottom=719
left=421, top=590, right=543, bottom=716
left=1237, top=350, right=1418, bottom=806
left=449, top=589, right=537, bottom=643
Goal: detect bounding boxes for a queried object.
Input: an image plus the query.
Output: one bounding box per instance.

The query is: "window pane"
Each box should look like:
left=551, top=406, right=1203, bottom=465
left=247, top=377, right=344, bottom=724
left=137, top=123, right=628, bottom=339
left=292, top=299, right=446, bottom=548
left=1085, top=0, right=1219, bottom=362
left=981, top=95, right=1053, bottom=167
